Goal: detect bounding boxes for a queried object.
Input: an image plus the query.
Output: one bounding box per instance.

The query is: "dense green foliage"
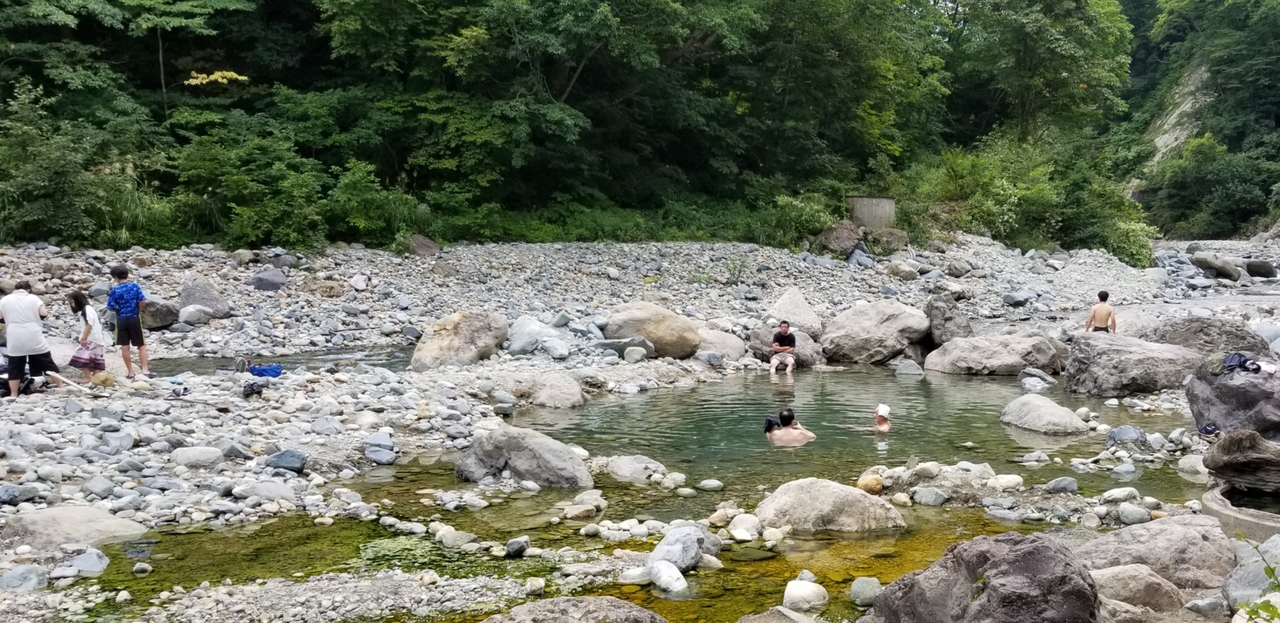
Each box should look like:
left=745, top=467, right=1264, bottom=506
left=0, top=0, right=1274, bottom=261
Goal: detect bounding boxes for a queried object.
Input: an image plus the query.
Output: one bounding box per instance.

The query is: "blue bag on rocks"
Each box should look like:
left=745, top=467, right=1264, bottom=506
left=249, top=363, right=282, bottom=378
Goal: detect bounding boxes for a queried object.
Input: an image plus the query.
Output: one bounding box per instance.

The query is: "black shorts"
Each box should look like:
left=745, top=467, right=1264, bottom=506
left=1091, top=327, right=1110, bottom=333
left=8, top=351, right=58, bottom=380
left=115, top=316, right=145, bottom=347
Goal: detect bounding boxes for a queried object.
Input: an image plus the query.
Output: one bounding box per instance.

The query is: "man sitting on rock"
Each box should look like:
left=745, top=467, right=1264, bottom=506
left=770, top=320, right=797, bottom=375
left=766, top=409, right=816, bottom=446
left=1085, top=290, right=1117, bottom=334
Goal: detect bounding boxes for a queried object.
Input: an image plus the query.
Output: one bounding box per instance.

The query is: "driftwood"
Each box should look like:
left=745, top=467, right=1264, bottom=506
left=1205, top=429, right=1280, bottom=492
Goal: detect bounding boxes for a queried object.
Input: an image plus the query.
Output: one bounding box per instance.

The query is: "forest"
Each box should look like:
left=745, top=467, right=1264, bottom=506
left=0, top=0, right=1278, bottom=266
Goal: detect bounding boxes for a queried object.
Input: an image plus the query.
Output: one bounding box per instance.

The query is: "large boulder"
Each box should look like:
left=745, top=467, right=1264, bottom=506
left=1063, top=334, right=1204, bottom=397
left=1191, top=251, right=1242, bottom=281
left=1073, top=515, right=1235, bottom=589
left=411, top=311, right=509, bottom=370
left=1150, top=317, right=1271, bottom=355
left=480, top=597, right=666, bottom=623
left=140, top=297, right=180, bottom=330
left=454, top=426, right=592, bottom=488
left=873, top=532, right=1097, bottom=623
left=755, top=478, right=905, bottom=533
left=1224, top=534, right=1280, bottom=608
left=1204, top=430, right=1280, bottom=492
left=1188, top=357, right=1280, bottom=442
left=817, top=220, right=862, bottom=257
left=925, top=294, right=973, bottom=345
left=507, top=316, right=560, bottom=356
left=999, top=394, right=1089, bottom=434
left=766, top=288, right=824, bottom=339
left=530, top=372, right=585, bottom=409
left=649, top=525, right=711, bottom=573
left=924, top=330, right=1066, bottom=375
left=821, top=300, right=930, bottom=364
left=1, top=507, right=147, bottom=550
left=748, top=327, right=826, bottom=367
left=696, top=329, right=746, bottom=361
left=604, top=302, right=699, bottom=359
left=247, top=267, right=287, bottom=291
left=179, top=273, right=230, bottom=319
left=1089, top=564, right=1185, bottom=612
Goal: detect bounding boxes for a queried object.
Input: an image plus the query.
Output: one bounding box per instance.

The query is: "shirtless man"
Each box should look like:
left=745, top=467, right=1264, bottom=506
left=766, top=409, right=816, bottom=447
left=1085, top=291, right=1117, bottom=333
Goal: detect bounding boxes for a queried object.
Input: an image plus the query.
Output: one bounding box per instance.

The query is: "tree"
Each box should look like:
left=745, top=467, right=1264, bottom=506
left=119, top=0, right=252, bottom=117
left=951, top=0, right=1132, bottom=142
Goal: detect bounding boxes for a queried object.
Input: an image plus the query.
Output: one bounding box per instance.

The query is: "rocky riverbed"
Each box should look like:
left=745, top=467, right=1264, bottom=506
left=4, top=231, right=1280, bottom=623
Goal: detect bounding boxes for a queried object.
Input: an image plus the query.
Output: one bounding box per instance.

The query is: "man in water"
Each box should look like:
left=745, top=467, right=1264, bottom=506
left=1085, top=290, right=1117, bottom=334
left=770, top=321, right=797, bottom=375
left=766, top=409, right=816, bottom=446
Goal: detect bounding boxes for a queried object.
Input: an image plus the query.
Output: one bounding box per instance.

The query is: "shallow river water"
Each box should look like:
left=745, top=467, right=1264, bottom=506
left=90, top=365, right=1209, bottom=622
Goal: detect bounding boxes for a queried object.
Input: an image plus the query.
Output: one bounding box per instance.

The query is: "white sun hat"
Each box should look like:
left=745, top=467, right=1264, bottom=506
left=875, top=404, right=890, bottom=419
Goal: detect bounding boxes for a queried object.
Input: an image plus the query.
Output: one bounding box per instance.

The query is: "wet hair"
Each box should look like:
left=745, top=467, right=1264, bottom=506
left=779, top=409, right=795, bottom=427
left=110, top=265, right=130, bottom=281
left=13, top=281, right=30, bottom=292
left=1098, top=290, right=1109, bottom=302
left=67, top=290, right=89, bottom=321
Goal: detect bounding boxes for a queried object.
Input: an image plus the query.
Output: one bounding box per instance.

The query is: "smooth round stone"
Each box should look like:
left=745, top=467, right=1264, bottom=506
left=696, top=479, right=724, bottom=491
left=674, top=488, right=697, bottom=498
left=730, top=548, right=777, bottom=562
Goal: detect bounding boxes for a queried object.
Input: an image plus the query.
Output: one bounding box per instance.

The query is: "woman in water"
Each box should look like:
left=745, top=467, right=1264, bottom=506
left=873, top=404, right=891, bottom=433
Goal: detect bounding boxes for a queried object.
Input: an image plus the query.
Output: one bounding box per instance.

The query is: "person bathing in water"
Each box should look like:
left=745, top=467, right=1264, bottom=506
left=873, top=404, right=892, bottom=433
left=764, top=408, right=816, bottom=446
left=1085, top=290, right=1117, bottom=334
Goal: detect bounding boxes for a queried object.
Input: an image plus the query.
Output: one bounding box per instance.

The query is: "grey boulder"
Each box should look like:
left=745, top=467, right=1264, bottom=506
left=1188, top=356, right=1280, bottom=443
left=873, top=532, right=1096, bottom=623
left=999, top=394, right=1089, bottom=434
left=411, top=310, right=509, bottom=370
left=924, top=330, right=1066, bottom=375
left=821, top=300, right=930, bottom=364
left=1073, top=515, right=1235, bottom=589
left=1064, top=334, right=1204, bottom=397
left=454, top=425, right=592, bottom=488
left=247, top=268, right=287, bottom=291
left=179, top=273, right=230, bottom=318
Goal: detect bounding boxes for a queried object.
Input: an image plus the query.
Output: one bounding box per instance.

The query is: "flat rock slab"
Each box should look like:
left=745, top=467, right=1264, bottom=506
left=2, top=507, right=147, bottom=550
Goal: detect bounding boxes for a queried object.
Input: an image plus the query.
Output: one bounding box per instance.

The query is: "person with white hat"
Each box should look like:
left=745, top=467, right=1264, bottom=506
left=874, top=404, right=892, bottom=434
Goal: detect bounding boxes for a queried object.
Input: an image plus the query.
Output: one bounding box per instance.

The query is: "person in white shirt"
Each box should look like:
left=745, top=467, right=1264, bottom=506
left=66, top=290, right=107, bottom=383
left=0, top=281, right=64, bottom=396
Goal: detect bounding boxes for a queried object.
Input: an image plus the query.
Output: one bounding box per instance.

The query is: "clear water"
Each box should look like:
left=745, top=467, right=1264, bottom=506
left=91, top=363, right=1211, bottom=623
left=513, top=366, right=1205, bottom=503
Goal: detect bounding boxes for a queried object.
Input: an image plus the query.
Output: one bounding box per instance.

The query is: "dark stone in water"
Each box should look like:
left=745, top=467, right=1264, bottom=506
left=1105, top=425, right=1146, bottom=449
left=505, top=535, right=530, bottom=558
left=730, top=548, right=777, bottom=562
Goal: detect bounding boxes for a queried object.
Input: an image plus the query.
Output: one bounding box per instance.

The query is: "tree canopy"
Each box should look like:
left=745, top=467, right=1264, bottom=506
left=0, top=0, right=1275, bottom=261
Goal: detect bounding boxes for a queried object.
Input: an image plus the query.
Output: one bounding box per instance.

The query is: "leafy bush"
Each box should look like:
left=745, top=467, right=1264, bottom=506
left=324, top=160, right=426, bottom=247
left=0, top=82, right=173, bottom=247
left=1147, top=135, right=1280, bottom=239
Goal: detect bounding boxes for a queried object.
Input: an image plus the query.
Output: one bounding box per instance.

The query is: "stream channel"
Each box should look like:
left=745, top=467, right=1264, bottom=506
left=94, top=355, right=1207, bottom=622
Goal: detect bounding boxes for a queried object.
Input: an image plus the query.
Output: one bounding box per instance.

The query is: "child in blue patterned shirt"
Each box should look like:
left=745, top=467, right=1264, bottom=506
left=106, top=265, right=155, bottom=379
